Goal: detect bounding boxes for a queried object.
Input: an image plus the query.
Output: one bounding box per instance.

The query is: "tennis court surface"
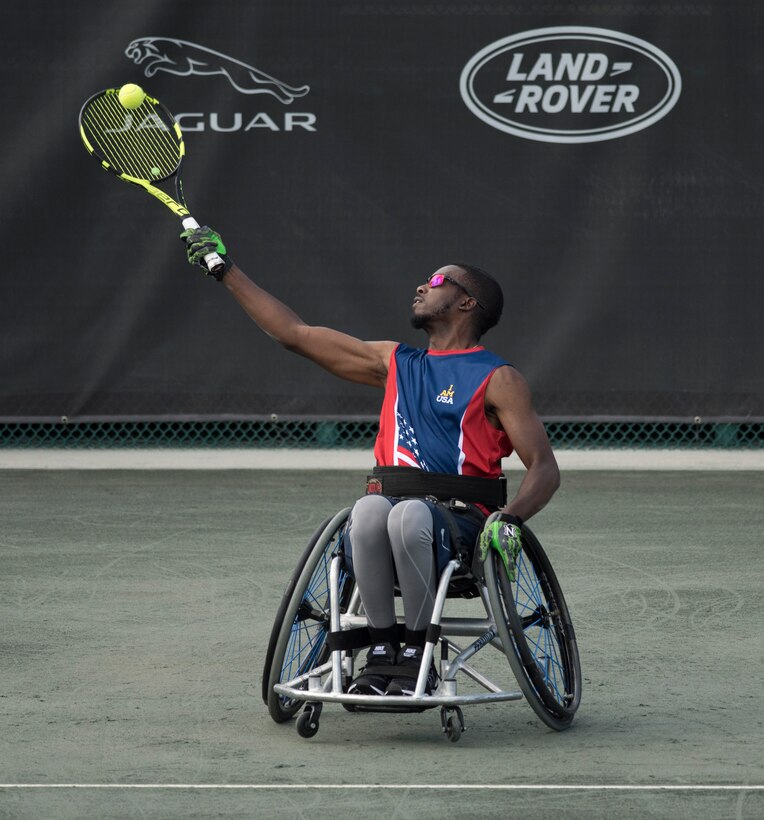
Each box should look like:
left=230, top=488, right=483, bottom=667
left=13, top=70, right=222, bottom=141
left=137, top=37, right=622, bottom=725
left=2, top=467, right=762, bottom=818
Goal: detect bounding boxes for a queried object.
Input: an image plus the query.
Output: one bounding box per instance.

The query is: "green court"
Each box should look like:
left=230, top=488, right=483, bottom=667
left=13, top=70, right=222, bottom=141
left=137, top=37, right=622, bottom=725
left=1, top=468, right=762, bottom=818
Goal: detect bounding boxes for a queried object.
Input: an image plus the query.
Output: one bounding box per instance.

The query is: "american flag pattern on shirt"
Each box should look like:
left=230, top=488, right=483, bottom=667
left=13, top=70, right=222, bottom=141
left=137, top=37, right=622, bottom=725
left=394, top=409, right=431, bottom=470
left=374, top=344, right=513, bottom=478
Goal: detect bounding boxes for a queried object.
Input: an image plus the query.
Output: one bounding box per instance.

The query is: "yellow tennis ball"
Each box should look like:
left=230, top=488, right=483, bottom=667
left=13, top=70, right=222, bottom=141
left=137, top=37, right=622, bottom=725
left=118, top=83, right=145, bottom=110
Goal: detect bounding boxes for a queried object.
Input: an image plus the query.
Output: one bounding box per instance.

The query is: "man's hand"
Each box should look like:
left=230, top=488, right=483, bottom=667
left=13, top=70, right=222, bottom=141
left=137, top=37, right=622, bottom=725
left=479, top=512, right=524, bottom=581
left=180, top=225, right=233, bottom=281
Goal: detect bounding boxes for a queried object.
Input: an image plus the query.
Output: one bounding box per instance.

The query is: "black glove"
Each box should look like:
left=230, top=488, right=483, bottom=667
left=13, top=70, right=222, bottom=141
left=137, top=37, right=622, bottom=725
left=180, top=225, right=233, bottom=281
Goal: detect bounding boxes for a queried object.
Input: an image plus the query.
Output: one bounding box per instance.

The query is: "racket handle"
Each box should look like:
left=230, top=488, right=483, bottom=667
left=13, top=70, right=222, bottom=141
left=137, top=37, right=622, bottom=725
left=181, top=216, right=226, bottom=275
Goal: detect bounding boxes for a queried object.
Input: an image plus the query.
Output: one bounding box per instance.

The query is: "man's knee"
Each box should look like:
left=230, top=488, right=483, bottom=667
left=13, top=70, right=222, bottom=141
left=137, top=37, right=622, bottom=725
left=387, top=499, right=433, bottom=553
left=348, top=494, right=393, bottom=541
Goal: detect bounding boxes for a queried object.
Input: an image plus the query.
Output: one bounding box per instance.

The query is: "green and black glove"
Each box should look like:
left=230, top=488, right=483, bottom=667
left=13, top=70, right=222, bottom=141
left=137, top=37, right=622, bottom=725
left=180, top=225, right=233, bottom=281
left=479, top=512, right=524, bottom=581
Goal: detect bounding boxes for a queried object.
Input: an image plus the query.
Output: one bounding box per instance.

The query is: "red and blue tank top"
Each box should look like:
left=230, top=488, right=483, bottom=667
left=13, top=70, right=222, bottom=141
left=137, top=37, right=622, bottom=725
left=374, top=344, right=513, bottom=478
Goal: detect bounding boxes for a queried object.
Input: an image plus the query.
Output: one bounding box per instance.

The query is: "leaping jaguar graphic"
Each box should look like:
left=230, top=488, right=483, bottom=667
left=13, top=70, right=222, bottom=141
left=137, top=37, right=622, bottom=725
left=125, top=37, right=310, bottom=104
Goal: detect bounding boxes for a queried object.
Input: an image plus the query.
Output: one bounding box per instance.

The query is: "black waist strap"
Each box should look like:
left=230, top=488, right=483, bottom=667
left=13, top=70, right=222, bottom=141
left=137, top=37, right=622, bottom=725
left=367, top=466, right=506, bottom=508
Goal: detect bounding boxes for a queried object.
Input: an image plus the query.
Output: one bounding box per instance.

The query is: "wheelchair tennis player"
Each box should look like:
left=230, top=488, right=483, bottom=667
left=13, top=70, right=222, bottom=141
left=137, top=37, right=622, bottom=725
left=182, top=229, right=560, bottom=699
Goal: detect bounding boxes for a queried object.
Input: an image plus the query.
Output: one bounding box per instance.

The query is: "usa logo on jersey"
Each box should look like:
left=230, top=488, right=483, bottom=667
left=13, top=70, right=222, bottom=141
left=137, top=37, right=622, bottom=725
left=436, top=384, right=455, bottom=405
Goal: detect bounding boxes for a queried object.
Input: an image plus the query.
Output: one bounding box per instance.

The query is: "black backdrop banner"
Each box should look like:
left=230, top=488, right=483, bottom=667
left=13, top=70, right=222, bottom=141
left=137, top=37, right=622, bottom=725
left=2, top=0, right=762, bottom=422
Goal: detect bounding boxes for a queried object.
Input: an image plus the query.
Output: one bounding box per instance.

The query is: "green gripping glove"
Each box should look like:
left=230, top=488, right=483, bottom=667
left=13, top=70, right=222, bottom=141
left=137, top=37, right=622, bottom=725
left=479, top=513, right=524, bottom=581
left=180, top=225, right=233, bottom=281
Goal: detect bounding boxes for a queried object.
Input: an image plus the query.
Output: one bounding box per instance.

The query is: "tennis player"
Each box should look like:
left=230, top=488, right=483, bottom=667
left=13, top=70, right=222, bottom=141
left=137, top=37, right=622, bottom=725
left=182, top=229, right=559, bottom=697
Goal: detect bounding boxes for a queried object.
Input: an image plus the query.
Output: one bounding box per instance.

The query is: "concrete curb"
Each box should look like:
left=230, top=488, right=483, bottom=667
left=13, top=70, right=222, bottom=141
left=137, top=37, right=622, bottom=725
left=0, top=449, right=761, bottom=470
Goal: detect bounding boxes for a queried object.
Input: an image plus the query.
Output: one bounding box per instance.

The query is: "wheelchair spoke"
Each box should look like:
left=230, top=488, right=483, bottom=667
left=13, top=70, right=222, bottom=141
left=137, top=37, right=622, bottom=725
left=527, top=624, right=567, bottom=703
left=278, top=555, right=350, bottom=702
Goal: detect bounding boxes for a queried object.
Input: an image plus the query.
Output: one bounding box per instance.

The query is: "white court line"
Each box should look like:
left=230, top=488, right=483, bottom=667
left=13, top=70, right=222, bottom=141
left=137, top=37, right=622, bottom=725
left=1, top=784, right=762, bottom=791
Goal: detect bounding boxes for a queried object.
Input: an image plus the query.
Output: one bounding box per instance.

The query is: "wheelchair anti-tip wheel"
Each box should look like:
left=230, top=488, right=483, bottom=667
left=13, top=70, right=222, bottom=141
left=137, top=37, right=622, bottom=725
left=296, top=703, right=322, bottom=738
left=441, top=705, right=465, bottom=743
left=484, top=525, right=582, bottom=731
left=262, top=509, right=354, bottom=723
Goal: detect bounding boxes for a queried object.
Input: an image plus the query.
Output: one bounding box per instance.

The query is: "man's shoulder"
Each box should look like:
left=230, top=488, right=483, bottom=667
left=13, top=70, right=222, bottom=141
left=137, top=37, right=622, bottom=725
left=486, top=364, right=529, bottom=402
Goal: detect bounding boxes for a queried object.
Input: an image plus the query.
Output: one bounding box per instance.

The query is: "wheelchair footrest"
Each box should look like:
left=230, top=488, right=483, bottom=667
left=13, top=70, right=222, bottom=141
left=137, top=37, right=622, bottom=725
left=349, top=702, right=433, bottom=714
left=273, top=683, right=523, bottom=709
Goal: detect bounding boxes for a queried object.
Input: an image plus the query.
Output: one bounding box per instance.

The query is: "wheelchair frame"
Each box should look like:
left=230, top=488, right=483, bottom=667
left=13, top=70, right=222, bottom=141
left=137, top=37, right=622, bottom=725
left=263, top=506, right=581, bottom=742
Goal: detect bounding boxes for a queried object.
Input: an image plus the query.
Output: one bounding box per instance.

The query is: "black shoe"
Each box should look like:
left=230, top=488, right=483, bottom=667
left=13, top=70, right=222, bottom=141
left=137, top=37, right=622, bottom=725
left=347, top=642, right=397, bottom=696
left=385, top=645, right=439, bottom=696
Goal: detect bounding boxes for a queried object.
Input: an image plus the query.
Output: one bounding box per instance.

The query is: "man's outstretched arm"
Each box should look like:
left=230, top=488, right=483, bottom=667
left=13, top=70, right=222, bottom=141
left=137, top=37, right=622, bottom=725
left=185, top=229, right=396, bottom=388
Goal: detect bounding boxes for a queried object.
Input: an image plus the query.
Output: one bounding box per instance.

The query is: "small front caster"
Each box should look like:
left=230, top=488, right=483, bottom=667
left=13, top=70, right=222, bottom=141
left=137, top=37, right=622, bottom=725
left=296, top=704, right=322, bottom=738
left=440, top=705, right=466, bottom=743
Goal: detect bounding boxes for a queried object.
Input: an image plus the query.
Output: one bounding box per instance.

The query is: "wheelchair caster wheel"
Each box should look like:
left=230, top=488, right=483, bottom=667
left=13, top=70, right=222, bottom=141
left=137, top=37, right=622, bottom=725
left=441, top=706, right=465, bottom=743
left=445, top=717, right=462, bottom=742
left=296, top=704, right=321, bottom=738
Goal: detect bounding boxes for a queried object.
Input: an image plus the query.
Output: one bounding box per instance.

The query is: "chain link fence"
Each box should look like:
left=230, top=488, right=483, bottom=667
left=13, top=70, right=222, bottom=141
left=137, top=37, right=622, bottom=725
left=1, top=419, right=761, bottom=449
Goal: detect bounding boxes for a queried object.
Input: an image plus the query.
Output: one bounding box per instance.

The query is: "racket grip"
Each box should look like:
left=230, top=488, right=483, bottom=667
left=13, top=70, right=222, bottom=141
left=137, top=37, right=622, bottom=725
left=181, top=216, right=226, bottom=275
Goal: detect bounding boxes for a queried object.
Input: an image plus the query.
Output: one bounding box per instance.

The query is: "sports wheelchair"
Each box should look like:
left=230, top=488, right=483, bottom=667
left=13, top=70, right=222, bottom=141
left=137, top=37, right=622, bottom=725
left=262, top=500, right=581, bottom=742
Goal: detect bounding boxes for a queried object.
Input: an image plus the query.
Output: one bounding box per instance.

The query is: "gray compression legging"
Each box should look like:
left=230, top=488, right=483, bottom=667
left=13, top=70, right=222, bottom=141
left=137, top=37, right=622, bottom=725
left=347, top=494, right=436, bottom=632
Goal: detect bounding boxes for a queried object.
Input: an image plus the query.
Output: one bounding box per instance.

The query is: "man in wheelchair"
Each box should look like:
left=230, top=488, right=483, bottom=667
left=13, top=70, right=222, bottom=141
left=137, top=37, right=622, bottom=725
left=183, top=232, right=560, bottom=700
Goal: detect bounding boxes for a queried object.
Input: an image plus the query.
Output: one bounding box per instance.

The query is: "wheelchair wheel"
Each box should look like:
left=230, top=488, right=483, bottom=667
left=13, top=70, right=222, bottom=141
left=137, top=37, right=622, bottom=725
left=484, top=525, right=581, bottom=731
left=262, top=508, right=353, bottom=723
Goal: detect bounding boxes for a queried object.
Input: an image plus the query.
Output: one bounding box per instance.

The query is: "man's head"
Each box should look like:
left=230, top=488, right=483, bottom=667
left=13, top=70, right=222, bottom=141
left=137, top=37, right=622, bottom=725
left=411, top=263, right=504, bottom=340
left=450, top=262, right=504, bottom=337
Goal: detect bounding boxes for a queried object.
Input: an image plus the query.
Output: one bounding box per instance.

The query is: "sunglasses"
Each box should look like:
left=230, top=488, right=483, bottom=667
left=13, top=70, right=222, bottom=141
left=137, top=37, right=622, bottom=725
left=427, top=273, right=485, bottom=309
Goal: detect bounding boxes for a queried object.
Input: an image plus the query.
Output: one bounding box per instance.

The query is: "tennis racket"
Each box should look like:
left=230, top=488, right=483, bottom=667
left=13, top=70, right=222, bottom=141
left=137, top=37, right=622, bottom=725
left=78, top=87, right=224, bottom=274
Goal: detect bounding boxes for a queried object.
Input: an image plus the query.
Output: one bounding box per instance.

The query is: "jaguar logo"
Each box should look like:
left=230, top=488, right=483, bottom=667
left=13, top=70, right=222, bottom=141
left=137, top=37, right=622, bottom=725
left=125, top=37, right=310, bottom=104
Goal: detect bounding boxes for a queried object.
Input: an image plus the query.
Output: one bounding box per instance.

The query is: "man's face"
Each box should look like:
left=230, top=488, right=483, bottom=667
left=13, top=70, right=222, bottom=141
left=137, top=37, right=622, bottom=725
left=410, top=265, right=469, bottom=330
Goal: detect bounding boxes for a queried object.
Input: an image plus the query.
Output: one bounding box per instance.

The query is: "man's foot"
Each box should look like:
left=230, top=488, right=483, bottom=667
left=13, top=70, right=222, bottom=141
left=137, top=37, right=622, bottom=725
left=385, top=645, right=439, bottom=696
left=347, top=642, right=397, bottom=696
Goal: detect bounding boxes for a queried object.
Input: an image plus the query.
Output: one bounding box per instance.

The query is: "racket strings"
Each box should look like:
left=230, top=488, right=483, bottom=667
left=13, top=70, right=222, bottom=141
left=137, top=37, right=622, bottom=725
left=87, top=94, right=179, bottom=176
left=82, top=93, right=182, bottom=181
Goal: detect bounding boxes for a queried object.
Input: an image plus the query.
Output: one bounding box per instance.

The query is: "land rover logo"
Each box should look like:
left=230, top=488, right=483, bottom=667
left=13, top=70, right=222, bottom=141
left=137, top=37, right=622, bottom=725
left=459, top=26, right=682, bottom=143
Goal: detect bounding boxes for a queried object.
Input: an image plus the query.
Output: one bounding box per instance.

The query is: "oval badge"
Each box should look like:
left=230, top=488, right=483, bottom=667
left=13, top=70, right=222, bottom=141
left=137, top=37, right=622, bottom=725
left=460, top=26, right=682, bottom=143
